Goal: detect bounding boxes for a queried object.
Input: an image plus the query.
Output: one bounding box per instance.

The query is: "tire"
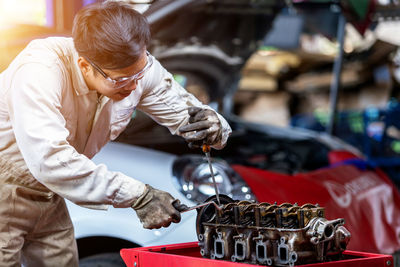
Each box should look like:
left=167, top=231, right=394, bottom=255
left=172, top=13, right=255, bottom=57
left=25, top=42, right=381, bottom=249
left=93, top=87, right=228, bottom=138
left=158, top=55, right=233, bottom=103
left=79, top=252, right=125, bottom=267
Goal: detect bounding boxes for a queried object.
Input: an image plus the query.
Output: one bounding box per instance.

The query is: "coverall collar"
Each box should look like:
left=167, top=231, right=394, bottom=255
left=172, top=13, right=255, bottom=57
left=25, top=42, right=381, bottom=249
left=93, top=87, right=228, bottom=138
left=70, top=47, right=91, bottom=96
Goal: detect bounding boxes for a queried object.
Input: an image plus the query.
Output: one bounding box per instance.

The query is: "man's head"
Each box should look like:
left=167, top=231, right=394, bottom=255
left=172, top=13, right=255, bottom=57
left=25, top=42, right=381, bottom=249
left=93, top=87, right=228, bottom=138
left=73, top=1, right=150, bottom=69
left=73, top=1, right=151, bottom=101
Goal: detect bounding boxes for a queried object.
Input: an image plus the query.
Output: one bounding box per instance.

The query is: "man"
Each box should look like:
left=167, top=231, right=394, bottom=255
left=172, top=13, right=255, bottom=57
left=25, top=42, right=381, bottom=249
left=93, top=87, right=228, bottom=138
left=0, top=1, right=231, bottom=266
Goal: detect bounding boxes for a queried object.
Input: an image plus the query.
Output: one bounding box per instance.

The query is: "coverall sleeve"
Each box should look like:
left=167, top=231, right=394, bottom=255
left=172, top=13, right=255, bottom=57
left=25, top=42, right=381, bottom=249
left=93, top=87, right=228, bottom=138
left=138, top=58, right=232, bottom=149
left=6, top=63, right=145, bottom=210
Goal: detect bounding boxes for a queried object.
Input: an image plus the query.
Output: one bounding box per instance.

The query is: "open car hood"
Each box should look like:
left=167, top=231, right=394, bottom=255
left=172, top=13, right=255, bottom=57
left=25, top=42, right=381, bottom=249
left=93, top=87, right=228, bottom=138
left=145, top=0, right=285, bottom=65
left=142, top=0, right=286, bottom=102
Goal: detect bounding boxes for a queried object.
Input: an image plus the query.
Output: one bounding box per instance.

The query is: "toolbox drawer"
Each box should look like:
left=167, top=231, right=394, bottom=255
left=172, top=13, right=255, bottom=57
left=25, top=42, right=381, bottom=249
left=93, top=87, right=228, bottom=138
left=120, top=242, right=393, bottom=267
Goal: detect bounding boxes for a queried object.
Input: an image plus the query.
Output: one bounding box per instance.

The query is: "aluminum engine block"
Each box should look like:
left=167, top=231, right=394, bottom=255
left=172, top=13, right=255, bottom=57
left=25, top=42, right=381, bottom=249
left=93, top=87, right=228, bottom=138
left=196, top=196, right=351, bottom=266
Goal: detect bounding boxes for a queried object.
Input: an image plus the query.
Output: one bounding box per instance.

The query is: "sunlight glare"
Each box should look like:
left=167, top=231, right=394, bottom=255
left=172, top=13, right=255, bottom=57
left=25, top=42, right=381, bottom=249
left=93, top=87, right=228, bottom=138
left=0, top=0, right=46, bottom=29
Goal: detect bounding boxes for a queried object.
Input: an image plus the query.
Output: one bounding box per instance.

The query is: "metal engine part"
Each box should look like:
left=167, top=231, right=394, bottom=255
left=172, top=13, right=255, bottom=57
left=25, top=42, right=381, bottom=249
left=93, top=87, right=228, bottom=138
left=196, top=195, right=351, bottom=266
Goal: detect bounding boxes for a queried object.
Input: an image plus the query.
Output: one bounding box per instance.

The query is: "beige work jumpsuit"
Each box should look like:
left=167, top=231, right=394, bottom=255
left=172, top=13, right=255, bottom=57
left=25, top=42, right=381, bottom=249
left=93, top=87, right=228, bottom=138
left=0, top=37, right=231, bottom=266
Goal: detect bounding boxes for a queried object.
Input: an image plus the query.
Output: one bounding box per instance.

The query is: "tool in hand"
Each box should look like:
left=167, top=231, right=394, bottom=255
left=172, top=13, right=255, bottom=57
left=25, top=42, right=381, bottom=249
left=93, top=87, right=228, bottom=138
left=172, top=200, right=222, bottom=213
left=202, top=144, right=221, bottom=206
left=172, top=144, right=222, bottom=214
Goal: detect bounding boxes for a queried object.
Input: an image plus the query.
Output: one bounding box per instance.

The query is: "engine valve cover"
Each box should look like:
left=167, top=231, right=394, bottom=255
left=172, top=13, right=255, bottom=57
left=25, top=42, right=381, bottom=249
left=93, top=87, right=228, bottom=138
left=196, top=195, right=351, bottom=266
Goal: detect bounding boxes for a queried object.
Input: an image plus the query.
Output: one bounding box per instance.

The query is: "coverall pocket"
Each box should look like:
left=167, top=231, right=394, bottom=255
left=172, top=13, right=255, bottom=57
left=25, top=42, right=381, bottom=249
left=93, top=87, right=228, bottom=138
left=0, top=184, right=13, bottom=247
left=109, top=106, right=135, bottom=140
left=112, top=106, right=136, bottom=123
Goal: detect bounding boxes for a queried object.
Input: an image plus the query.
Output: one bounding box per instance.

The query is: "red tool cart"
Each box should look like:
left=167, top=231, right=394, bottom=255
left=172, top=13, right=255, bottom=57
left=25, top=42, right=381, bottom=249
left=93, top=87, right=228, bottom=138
left=120, top=242, right=394, bottom=267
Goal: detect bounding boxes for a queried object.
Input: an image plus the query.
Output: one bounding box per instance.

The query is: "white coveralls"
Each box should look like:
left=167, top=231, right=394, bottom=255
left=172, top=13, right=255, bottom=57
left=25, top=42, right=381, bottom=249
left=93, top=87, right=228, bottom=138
left=0, top=37, right=231, bottom=266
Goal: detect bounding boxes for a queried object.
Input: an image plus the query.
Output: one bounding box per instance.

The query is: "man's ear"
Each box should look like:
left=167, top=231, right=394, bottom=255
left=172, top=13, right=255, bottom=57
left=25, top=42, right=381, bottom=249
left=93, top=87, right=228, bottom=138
left=77, top=57, right=92, bottom=76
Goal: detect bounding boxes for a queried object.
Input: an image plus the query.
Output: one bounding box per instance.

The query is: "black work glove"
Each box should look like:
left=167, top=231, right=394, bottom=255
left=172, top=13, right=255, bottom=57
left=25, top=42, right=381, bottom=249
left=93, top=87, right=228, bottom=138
left=178, top=107, right=222, bottom=149
left=131, top=185, right=181, bottom=229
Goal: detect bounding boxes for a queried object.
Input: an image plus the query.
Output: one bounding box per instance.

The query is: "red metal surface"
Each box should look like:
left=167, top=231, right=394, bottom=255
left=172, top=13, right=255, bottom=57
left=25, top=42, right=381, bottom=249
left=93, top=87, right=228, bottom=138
left=120, top=242, right=393, bottom=267
left=231, top=163, right=400, bottom=255
left=328, top=150, right=360, bottom=164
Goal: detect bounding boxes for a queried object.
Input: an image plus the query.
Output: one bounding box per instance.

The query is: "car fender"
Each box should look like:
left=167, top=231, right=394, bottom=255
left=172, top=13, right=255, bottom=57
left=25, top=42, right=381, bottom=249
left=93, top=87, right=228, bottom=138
left=67, top=142, right=199, bottom=247
left=67, top=200, right=198, bottom=247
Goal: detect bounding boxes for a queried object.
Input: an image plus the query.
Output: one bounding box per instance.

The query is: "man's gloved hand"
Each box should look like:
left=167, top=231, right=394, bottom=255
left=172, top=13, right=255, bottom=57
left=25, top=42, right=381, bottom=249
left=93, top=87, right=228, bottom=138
left=178, top=107, right=222, bottom=149
left=131, top=184, right=181, bottom=229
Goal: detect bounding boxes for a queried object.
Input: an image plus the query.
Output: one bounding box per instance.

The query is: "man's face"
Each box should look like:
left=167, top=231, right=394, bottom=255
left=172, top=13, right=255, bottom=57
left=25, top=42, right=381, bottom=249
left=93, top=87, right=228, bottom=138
left=78, top=51, right=149, bottom=101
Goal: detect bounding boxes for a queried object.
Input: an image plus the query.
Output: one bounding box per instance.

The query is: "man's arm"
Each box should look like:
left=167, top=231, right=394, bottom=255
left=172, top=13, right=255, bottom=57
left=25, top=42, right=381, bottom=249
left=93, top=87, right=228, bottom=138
left=6, top=63, right=145, bottom=209
left=137, top=56, right=232, bottom=149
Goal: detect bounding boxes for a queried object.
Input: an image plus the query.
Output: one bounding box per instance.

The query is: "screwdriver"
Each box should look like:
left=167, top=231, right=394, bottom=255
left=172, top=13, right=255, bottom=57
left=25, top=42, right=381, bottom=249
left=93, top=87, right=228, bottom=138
left=202, top=144, right=221, bottom=205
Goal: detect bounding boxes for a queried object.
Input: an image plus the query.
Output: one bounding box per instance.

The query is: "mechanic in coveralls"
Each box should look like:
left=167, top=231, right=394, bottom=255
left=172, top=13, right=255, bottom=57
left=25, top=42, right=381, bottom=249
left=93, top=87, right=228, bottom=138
left=0, top=1, right=231, bottom=266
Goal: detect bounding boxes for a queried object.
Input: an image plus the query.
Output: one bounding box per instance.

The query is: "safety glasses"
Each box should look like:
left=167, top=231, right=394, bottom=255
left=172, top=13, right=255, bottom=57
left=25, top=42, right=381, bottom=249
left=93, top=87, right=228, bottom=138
left=87, top=51, right=153, bottom=89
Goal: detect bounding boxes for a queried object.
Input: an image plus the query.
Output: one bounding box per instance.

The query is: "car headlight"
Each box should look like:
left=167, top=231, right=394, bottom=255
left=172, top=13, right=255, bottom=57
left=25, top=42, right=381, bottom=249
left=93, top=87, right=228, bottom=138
left=172, top=155, right=257, bottom=203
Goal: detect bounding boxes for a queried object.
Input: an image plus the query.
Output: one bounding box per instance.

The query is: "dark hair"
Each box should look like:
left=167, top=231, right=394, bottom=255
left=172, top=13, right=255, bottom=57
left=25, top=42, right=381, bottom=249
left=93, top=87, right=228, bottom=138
left=72, top=1, right=150, bottom=69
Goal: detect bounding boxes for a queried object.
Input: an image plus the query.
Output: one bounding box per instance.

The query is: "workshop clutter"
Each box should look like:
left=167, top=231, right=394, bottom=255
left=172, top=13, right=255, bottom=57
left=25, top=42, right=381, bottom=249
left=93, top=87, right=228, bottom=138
left=291, top=99, right=400, bottom=187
